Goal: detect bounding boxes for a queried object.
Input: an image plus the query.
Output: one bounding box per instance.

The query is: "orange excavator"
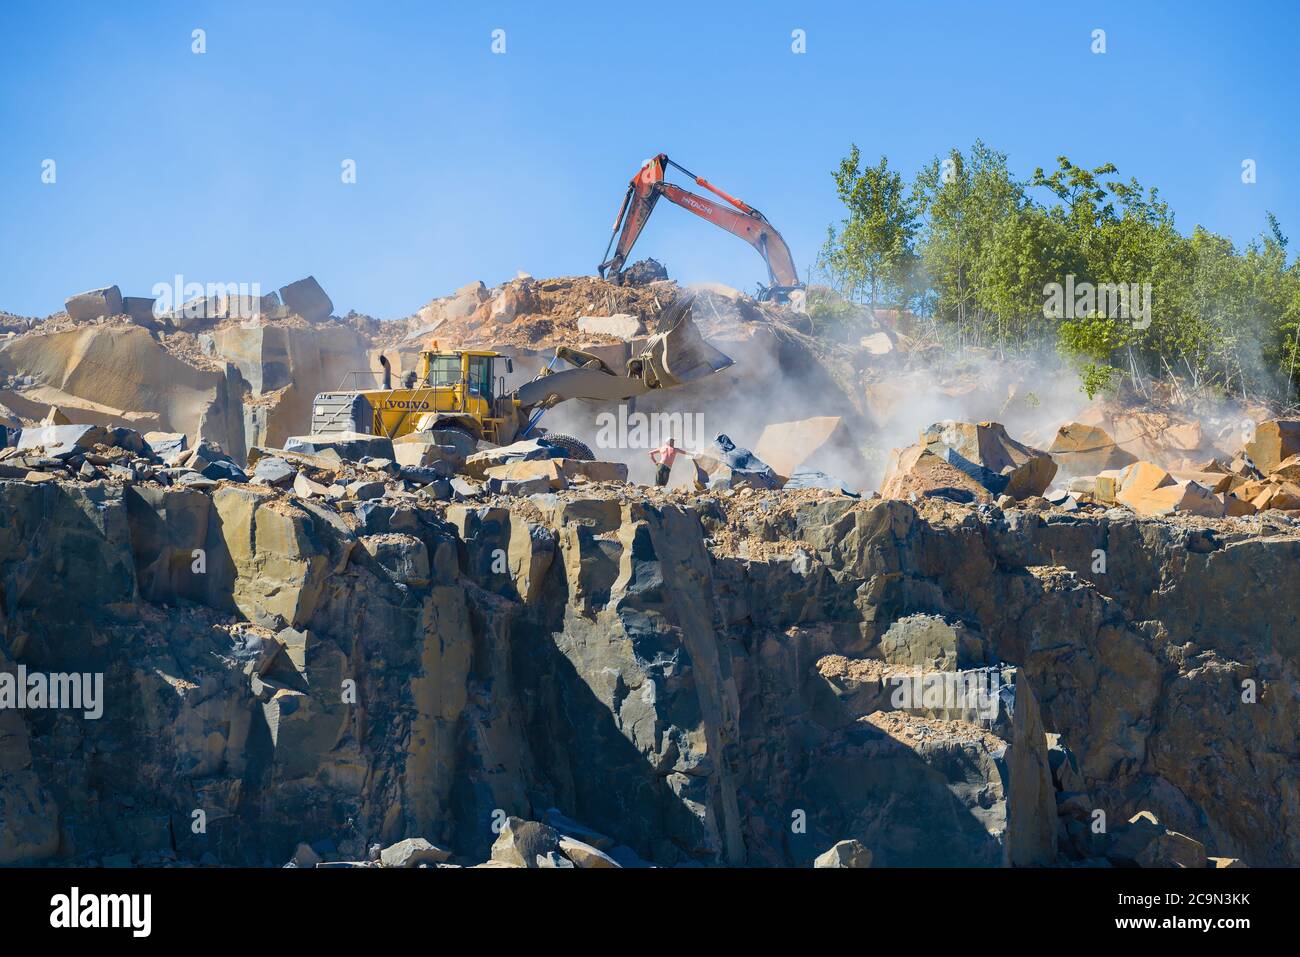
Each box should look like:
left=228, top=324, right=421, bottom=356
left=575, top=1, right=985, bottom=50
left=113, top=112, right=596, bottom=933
left=598, top=153, right=804, bottom=304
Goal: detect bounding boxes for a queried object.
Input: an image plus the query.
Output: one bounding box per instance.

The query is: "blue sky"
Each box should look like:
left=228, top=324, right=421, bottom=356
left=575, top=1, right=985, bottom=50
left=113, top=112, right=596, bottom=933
left=1, top=1, right=1296, bottom=318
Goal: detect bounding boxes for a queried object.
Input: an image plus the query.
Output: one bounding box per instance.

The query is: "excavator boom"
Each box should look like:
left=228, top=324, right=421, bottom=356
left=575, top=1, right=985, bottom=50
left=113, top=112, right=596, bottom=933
left=599, top=154, right=803, bottom=302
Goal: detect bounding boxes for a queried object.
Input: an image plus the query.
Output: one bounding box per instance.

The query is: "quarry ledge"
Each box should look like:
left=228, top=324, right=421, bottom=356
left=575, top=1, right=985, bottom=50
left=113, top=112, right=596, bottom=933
left=0, top=476, right=1295, bottom=870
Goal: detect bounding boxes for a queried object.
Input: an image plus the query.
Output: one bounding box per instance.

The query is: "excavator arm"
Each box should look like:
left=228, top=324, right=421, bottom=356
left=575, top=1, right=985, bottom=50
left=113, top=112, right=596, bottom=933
left=598, top=154, right=803, bottom=302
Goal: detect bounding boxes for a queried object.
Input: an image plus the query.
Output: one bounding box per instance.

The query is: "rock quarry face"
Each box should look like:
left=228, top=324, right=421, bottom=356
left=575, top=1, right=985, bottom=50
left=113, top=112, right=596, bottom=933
left=1, top=476, right=1295, bottom=868
left=1, top=274, right=876, bottom=492
left=0, top=277, right=375, bottom=470
left=1, top=272, right=1295, bottom=868
left=0, top=325, right=248, bottom=458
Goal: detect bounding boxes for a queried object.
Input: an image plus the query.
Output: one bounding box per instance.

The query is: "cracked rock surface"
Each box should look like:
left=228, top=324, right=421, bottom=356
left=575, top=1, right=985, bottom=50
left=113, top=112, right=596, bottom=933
left=0, top=479, right=1294, bottom=867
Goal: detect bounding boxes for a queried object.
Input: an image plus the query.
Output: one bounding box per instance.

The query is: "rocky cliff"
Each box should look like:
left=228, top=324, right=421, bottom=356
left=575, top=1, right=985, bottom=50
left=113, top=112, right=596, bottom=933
left=1, top=480, right=1294, bottom=867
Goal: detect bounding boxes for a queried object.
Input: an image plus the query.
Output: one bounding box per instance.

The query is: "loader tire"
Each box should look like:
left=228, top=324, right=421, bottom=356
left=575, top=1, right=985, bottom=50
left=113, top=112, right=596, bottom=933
left=542, top=433, right=594, bottom=461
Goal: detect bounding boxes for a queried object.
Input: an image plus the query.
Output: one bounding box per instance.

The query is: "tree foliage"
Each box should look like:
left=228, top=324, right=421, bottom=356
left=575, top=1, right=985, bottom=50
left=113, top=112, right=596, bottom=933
left=819, top=146, right=919, bottom=313
left=821, top=142, right=1300, bottom=404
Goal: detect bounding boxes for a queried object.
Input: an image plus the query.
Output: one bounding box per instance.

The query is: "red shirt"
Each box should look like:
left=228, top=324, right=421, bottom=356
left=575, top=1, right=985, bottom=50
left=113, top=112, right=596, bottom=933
left=651, top=445, right=678, bottom=466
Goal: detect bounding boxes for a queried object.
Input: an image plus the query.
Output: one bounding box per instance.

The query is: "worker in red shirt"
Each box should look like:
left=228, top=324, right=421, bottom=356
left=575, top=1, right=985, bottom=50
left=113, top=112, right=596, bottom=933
left=649, top=437, right=693, bottom=487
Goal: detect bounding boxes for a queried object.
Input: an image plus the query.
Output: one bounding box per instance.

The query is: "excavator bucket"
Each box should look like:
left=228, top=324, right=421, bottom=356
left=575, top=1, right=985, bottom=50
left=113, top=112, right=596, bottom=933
left=637, top=294, right=733, bottom=388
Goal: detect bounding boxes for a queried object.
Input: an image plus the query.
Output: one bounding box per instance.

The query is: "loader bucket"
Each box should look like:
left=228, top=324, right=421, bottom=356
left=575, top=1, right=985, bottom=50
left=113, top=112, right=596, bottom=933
left=511, top=293, right=733, bottom=412
left=514, top=366, right=652, bottom=409
left=638, top=294, right=734, bottom=388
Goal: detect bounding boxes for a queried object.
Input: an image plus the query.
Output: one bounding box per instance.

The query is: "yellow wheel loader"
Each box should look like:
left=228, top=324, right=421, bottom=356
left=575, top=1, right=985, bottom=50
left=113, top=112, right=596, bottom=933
left=309, top=293, right=732, bottom=455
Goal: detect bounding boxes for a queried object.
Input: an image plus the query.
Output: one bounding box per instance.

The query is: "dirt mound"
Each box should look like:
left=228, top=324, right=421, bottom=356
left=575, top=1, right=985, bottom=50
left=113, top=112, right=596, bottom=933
left=399, top=274, right=680, bottom=352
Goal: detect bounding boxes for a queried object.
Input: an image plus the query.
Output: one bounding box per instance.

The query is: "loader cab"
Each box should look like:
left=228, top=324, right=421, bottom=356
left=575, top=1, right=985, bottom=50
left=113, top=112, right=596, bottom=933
left=414, top=349, right=512, bottom=404
left=378, top=347, right=515, bottom=442
left=468, top=354, right=494, bottom=401
left=425, top=354, right=461, bottom=387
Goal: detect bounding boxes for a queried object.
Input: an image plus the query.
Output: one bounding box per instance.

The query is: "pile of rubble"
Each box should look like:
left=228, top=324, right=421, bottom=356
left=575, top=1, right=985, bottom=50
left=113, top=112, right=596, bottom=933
left=879, top=419, right=1057, bottom=506
left=3, top=416, right=639, bottom=512
left=2, top=265, right=894, bottom=500
left=393, top=261, right=676, bottom=353
left=872, top=411, right=1300, bottom=523
left=19, top=266, right=1300, bottom=522
left=16, top=403, right=1300, bottom=534
left=383, top=271, right=877, bottom=488
left=304, top=815, right=639, bottom=869
left=0, top=274, right=373, bottom=464
left=1046, top=416, right=1300, bottom=518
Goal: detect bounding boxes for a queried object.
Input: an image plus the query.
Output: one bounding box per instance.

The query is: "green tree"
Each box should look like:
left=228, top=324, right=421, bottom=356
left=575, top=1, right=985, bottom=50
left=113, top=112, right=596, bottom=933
left=822, top=142, right=1300, bottom=405
left=819, top=147, right=918, bottom=315
left=913, top=142, right=1071, bottom=352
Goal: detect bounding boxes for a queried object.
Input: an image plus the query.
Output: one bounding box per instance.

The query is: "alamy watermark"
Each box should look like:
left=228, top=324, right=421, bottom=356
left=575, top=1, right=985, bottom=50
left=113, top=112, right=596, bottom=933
left=594, top=404, right=706, bottom=449
left=1043, top=274, right=1151, bottom=330
left=50, top=887, right=150, bottom=937
left=889, top=669, right=1004, bottom=721
left=151, top=275, right=264, bottom=320
left=0, top=665, right=103, bottom=719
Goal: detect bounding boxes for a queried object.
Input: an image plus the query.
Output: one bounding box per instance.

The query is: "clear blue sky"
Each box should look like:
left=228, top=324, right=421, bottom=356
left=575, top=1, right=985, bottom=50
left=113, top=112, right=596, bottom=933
left=1, top=1, right=1296, bottom=318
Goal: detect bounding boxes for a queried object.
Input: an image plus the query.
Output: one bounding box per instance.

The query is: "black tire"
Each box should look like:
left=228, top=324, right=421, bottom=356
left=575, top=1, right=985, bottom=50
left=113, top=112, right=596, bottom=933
left=541, top=432, right=594, bottom=460
left=428, top=421, right=478, bottom=441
